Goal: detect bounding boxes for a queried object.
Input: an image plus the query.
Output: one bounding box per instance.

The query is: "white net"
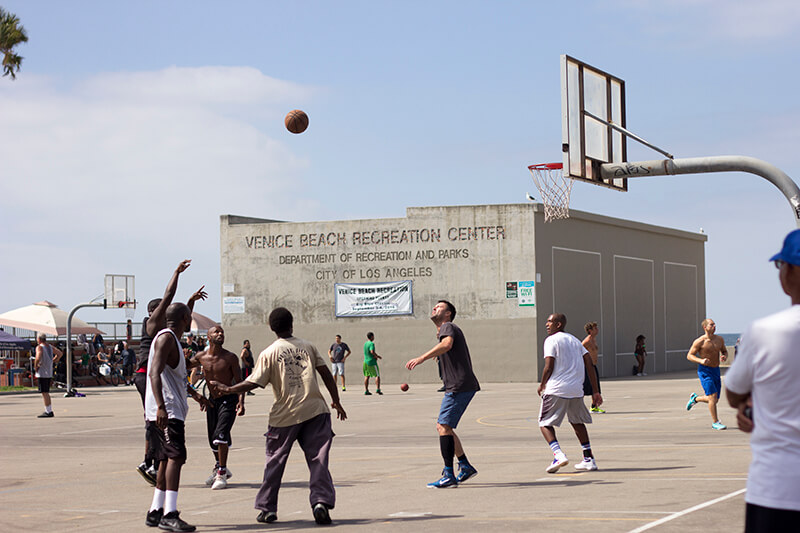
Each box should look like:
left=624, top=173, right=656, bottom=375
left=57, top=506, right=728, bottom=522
left=528, top=163, right=573, bottom=222
left=124, top=305, right=136, bottom=320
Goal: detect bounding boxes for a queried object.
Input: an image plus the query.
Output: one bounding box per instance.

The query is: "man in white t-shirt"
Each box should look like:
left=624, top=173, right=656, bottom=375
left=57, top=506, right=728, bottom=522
left=726, top=229, right=800, bottom=531
left=208, top=307, right=347, bottom=526
left=538, top=313, right=602, bottom=473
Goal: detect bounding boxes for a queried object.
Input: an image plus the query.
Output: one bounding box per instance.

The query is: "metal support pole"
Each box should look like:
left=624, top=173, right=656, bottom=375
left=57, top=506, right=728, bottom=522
left=601, top=156, right=800, bottom=227
left=65, top=302, right=104, bottom=397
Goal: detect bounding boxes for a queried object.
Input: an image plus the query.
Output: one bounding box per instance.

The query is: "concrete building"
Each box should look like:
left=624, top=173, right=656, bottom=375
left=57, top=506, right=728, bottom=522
left=220, top=204, right=706, bottom=384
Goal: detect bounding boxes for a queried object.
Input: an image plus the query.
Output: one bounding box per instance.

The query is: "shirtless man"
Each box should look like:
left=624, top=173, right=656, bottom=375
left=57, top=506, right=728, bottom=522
left=686, top=318, right=729, bottom=430
left=582, top=322, right=604, bottom=413
left=189, top=325, right=245, bottom=490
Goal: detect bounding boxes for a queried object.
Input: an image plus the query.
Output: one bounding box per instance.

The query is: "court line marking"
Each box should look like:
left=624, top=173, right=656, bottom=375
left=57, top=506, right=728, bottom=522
left=627, top=488, right=746, bottom=532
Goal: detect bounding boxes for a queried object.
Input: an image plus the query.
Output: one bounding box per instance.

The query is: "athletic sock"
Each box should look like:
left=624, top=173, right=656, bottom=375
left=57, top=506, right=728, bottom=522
left=457, top=454, right=470, bottom=467
left=439, top=435, right=455, bottom=470
left=165, top=490, right=178, bottom=514
left=548, top=440, right=563, bottom=456
left=150, top=489, right=165, bottom=512
left=45, top=405, right=53, bottom=414
left=581, top=441, right=593, bottom=459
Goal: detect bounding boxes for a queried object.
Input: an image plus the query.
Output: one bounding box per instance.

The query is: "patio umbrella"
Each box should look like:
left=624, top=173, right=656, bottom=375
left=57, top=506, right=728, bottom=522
left=190, top=311, right=219, bottom=334
left=0, top=301, right=106, bottom=336
left=0, top=330, right=32, bottom=350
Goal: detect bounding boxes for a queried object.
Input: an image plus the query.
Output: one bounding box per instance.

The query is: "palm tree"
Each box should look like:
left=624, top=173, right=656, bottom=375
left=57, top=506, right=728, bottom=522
left=0, top=7, right=28, bottom=80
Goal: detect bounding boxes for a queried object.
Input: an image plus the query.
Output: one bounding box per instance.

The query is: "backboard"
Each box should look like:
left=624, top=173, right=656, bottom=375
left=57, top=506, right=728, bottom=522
left=561, top=55, right=628, bottom=191
left=104, top=274, right=135, bottom=309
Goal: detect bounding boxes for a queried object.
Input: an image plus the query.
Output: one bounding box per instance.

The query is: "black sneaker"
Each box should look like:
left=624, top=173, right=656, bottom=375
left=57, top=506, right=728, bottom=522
left=312, top=503, right=332, bottom=525
left=137, top=462, right=157, bottom=486
left=256, top=510, right=277, bottom=523
left=437, top=386, right=446, bottom=392
left=158, top=511, right=196, bottom=532
left=37, top=411, right=54, bottom=418
left=146, top=508, right=163, bottom=527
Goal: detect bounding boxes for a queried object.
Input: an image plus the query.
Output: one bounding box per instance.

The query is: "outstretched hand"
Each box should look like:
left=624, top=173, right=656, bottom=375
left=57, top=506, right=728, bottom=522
left=189, top=285, right=208, bottom=304
left=405, top=357, right=422, bottom=370
left=176, top=259, right=192, bottom=273
left=208, top=380, right=227, bottom=396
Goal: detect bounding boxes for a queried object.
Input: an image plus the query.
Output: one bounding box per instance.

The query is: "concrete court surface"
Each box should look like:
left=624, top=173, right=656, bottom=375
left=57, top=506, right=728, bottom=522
left=1, top=370, right=751, bottom=532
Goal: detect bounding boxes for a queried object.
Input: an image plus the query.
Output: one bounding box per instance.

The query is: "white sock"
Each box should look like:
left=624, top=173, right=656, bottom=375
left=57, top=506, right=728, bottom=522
left=45, top=405, right=52, bottom=413
left=165, top=490, right=178, bottom=514
left=150, top=489, right=165, bottom=512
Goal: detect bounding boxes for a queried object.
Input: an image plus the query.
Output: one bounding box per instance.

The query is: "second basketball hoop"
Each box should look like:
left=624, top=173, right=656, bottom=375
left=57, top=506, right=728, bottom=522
left=528, top=163, right=573, bottom=222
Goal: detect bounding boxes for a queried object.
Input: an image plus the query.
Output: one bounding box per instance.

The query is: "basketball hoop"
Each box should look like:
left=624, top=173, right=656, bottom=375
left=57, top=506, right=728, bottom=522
left=117, top=300, right=136, bottom=320
left=528, top=163, right=573, bottom=222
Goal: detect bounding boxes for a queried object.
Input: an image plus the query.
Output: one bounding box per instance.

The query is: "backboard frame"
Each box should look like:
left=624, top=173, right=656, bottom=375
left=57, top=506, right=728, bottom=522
left=104, top=274, right=135, bottom=309
left=561, top=54, right=628, bottom=191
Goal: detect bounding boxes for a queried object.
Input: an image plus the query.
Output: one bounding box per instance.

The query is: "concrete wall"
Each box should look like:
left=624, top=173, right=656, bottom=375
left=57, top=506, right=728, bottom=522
left=220, top=204, right=706, bottom=383
left=532, top=208, right=707, bottom=378
left=220, top=205, right=539, bottom=385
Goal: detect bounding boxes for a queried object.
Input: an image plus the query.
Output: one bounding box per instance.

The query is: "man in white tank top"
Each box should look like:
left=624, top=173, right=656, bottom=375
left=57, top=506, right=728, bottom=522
left=144, top=303, right=210, bottom=532
left=34, top=333, right=62, bottom=418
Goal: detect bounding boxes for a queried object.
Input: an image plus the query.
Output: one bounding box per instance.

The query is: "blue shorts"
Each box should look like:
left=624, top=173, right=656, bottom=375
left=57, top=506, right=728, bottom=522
left=697, top=365, right=721, bottom=398
left=437, top=390, right=476, bottom=428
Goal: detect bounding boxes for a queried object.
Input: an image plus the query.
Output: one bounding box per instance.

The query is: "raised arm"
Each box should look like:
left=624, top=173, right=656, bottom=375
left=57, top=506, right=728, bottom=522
left=147, top=260, right=191, bottom=336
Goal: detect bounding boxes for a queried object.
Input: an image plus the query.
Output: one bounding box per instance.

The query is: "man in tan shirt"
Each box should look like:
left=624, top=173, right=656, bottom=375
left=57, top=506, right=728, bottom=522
left=209, top=307, right=346, bottom=526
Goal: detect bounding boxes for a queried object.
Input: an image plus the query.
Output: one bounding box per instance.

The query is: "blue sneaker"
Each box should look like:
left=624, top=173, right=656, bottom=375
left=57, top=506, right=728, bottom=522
left=686, top=392, right=698, bottom=411
left=711, top=421, right=727, bottom=430
left=456, top=463, right=478, bottom=483
left=427, top=467, right=457, bottom=488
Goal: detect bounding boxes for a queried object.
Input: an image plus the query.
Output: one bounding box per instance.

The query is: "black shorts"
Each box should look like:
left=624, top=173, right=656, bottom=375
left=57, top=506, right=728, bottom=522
left=38, top=377, right=52, bottom=393
left=746, top=502, right=800, bottom=532
left=148, top=419, right=187, bottom=464
left=133, top=371, right=148, bottom=408
left=206, top=394, right=238, bottom=451
left=583, top=364, right=601, bottom=396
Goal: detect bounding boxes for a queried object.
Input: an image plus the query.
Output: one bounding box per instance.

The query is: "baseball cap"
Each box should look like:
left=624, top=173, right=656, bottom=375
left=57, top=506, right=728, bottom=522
left=770, top=229, right=800, bottom=265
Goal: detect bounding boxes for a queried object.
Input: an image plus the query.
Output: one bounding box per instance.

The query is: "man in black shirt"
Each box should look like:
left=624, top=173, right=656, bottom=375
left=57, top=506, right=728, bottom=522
left=406, top=300, right=480, bottom=488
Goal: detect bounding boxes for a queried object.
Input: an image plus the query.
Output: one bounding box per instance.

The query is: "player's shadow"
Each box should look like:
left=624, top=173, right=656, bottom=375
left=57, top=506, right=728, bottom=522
left=466, top=479, right=608, bottom=489
left=203, top=514, right=462, bottom=530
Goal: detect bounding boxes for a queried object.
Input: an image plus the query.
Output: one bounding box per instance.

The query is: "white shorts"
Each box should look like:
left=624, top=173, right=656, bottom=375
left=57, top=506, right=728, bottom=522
left=538, top=394, right=592, bottom=427
left=331, top=362, right=345, bottom=376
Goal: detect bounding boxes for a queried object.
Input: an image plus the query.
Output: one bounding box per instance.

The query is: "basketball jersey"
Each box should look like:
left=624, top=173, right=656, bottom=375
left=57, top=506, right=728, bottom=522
left=144, top=328, right=189, bottom=422
left=36, top=343, right=54, bottom=379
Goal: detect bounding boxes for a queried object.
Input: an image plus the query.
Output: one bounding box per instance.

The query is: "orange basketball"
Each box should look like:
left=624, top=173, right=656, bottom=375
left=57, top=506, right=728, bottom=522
left=285, top=109, right=309, bottom=134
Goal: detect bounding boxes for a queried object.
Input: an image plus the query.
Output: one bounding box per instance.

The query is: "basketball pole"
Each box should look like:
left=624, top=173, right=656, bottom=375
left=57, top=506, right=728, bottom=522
left=64, top=302, right=104, bottom=397
left=601, top=156, right=800, bottom=228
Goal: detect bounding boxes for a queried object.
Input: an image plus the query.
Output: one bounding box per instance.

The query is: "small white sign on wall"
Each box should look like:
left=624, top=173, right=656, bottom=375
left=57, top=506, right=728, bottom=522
left=518, top=281, right=535, bottom=307
left=223, top=296, right=245, bottom=314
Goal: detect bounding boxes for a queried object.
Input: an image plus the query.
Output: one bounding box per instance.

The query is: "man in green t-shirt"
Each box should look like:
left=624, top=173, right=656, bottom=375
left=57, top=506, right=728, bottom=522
left=363, top=332, right=382, bottom=395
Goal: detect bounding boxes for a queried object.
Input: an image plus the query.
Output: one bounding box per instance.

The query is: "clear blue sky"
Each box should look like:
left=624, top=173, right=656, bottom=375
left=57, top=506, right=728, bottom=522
left=2, top=0, right=798, bottom=332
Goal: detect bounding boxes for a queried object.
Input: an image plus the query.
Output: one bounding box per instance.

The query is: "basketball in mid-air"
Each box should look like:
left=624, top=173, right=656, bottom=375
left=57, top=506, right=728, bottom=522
left=285, top=109, right=309, bottom=134
left=400, top=383, right=409, bottom=392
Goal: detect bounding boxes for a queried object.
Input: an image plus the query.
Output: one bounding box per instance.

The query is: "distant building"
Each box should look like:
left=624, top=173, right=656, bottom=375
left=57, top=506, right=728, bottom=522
left=220, top=204, right=706, bottom=383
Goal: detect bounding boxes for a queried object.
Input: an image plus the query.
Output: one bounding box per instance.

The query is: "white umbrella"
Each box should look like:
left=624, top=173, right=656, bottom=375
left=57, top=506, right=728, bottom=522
left=190, top=311, right=219, bottom=334
left=0, top=301, right=105, bottom=336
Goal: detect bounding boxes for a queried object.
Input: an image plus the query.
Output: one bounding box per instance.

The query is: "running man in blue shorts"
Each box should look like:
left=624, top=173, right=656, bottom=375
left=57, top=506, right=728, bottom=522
left=406, top=300, right=480, bottom=488
left=686, top=318, right=728, bottom=430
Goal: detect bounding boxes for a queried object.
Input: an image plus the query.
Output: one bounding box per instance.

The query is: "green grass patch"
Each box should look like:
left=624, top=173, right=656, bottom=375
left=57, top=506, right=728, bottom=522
left=0, top=385, right=35, bottom=392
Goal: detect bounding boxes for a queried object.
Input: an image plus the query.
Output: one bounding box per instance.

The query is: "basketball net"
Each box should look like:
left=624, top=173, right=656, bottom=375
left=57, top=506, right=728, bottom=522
left=528, top=163, right=573, bottom=222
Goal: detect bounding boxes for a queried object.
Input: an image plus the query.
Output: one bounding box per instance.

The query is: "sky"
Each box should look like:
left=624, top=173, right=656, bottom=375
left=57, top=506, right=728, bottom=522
left=2, top=0, right=799, bottom=332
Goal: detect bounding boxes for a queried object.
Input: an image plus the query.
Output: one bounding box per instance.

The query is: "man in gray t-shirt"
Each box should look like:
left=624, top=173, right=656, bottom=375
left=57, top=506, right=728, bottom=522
left=406, top=300, right=480, bottom=488
left=34, top=333, right=62, bottom=418
left=327, top=335, right=350, bottom=391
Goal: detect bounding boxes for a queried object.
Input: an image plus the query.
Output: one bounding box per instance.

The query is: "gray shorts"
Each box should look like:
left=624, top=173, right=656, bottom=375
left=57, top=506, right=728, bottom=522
left=331, top=362, right=345, bottom=376
left=538, top=394, right=592, bottom=427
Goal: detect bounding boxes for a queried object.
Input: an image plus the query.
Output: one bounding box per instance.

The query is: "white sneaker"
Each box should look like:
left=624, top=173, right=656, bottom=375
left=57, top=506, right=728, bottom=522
left=205, top=467, right=218, bottom=486
left=546, top=453, right=569, bottom=473
left=641, top=372, right=648, bottom=376
left=211, top=473, right=228, bottom=490
left=205, top=466, right=233, bottom=486
left=574, top=457, right=598, bottom=471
